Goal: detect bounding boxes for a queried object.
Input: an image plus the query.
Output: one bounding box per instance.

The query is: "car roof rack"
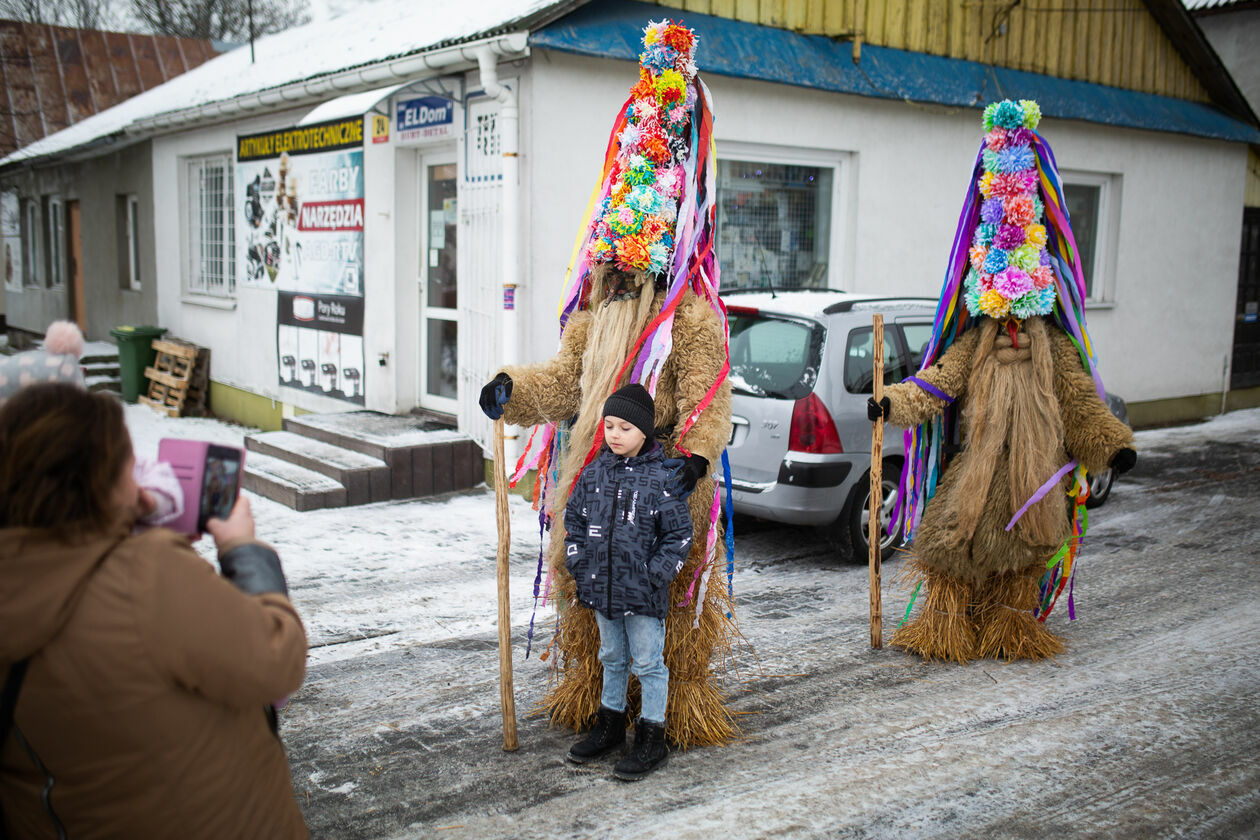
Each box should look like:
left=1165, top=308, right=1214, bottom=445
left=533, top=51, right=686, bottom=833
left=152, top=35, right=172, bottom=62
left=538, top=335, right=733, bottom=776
left=823, top=296, right=938, bottom=314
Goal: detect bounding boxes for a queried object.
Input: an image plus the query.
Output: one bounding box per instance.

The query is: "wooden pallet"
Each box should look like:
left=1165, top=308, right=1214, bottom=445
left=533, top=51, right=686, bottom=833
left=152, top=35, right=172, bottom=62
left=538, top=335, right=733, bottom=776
left=138, top=338, right=210, bottom=417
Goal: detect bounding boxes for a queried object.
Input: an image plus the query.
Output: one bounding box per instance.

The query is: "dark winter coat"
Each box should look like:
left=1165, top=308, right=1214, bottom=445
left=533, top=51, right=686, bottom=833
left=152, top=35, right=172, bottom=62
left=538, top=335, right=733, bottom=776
left=0, top=525, right=309, bottom=839
left=564, top=443, right=693, bottom=620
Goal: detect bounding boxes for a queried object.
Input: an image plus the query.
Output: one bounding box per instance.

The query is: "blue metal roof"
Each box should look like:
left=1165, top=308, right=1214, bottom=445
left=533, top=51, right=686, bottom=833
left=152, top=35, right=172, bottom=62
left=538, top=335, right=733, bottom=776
left=532, top=0, right=1260, bottom=145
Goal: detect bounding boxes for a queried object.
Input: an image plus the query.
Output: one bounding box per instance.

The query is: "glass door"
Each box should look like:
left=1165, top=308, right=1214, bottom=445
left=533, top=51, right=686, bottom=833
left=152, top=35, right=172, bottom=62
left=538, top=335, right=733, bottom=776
left=419, top=154, right=458, bottom=413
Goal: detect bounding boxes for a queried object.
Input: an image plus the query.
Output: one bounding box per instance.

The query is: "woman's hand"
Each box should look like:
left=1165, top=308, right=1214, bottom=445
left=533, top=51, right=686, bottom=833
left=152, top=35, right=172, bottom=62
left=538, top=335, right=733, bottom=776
left=206, top=496, right=256, bottom=554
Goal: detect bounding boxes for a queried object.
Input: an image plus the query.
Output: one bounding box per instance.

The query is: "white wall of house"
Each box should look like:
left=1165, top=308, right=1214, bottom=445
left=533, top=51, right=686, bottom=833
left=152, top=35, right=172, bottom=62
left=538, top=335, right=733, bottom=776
left=151, top=103, right=422, bottom=417
left=149, top=106, right=385, bottom=416
left=524, top=49, right=1247, bottom=406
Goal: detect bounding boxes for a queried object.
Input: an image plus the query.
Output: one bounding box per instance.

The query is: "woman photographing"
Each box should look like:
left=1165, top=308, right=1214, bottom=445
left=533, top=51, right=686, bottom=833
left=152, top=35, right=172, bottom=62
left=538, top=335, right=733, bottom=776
left=0, top=384, right=309, bottom=838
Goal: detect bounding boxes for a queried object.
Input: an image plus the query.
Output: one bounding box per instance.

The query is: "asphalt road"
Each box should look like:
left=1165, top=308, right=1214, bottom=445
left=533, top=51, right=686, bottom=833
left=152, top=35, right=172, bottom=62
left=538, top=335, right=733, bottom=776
left=283, top=415, right=1260, bottom=839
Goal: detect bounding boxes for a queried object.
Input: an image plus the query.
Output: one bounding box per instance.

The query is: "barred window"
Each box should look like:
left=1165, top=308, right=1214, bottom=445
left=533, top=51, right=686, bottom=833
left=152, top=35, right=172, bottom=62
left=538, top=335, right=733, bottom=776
left=718, top=160, right=834, bottom=291
left=186, top=155, right=235, bottom=297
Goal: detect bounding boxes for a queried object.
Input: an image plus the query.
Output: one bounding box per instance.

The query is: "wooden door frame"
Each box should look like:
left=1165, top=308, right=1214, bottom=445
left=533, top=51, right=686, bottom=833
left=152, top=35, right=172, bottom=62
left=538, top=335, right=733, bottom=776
left=66, top=199, right=85, bottom=332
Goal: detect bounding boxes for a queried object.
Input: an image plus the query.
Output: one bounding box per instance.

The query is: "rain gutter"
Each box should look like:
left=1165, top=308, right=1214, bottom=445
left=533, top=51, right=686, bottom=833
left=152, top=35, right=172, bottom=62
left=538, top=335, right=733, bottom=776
left=126, top=31, right=530, bottom=135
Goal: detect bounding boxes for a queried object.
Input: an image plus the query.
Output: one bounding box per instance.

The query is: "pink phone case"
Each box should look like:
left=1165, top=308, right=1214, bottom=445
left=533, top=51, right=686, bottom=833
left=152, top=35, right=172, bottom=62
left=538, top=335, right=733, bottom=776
left=156, top=439, right=246, bottom=535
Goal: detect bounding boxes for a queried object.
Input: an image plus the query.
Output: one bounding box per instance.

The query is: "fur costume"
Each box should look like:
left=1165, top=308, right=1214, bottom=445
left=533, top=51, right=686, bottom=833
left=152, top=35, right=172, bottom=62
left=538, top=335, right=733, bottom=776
left=490, top=21, right=737, bottom=747
left=886, top=101, right=1134, bottom=664
left=500, top=267, right=732, bottom=745
left=884, top=317, right=1131, bottom=661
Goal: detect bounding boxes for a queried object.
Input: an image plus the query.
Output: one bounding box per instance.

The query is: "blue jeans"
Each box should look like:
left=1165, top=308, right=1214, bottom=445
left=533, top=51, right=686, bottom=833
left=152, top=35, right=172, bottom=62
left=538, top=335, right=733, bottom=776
left=594, top=611, right=669, bottom=724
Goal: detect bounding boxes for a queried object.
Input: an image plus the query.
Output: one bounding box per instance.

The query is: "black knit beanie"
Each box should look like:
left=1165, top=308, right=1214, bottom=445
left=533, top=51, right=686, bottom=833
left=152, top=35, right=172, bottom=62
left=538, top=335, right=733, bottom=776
left=602, top=384, right=656, bottom=442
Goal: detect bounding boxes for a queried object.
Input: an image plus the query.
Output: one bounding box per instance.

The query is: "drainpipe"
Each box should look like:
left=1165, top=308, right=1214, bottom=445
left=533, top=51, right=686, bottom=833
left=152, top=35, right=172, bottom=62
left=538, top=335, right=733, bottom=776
left=477, top=44, right=521, bottom=462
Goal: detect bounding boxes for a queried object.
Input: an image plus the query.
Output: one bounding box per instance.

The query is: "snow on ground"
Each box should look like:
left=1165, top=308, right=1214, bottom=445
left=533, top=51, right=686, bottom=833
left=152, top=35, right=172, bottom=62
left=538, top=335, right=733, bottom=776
left=123, top=404, right=1260, bottom=838
left=124, top=404, right=545, bottom=668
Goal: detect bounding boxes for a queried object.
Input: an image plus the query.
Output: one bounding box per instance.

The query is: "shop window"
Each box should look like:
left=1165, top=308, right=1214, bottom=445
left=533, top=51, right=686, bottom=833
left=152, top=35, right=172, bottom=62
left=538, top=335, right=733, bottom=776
left=117, top=194, right=141, bottom=291
left=718, top=159, right=834, bottom=291
left=1061, top=172, right=1118, bottom=303
left=2, top=191, right=20, bottom=292
left=186, top=154, right=235, bottom=297
left=20, top=198, right=40, bottom=287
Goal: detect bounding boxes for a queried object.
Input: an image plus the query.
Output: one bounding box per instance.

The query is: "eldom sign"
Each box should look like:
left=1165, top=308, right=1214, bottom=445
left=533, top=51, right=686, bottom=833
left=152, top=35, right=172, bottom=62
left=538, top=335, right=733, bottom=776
left=396, top=96, right=456, bottom=144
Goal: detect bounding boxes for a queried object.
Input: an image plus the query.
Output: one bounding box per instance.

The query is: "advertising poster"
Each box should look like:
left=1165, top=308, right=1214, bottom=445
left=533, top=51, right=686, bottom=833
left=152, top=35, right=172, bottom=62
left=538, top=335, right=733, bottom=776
left=236, top=117, right=366, bottom=404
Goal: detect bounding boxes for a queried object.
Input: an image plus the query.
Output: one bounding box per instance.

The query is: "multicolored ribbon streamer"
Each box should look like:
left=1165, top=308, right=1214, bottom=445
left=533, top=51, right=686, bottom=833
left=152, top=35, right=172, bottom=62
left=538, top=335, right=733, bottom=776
left=1005, top=459, right=1078, bottom=532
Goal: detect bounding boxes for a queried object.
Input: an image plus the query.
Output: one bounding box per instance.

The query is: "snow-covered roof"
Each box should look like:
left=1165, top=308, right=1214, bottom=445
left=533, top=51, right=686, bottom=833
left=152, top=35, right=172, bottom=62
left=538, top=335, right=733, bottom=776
left=1, top=0, right=574, bottom=168
left=1182, top=0, right=1248, bottom=10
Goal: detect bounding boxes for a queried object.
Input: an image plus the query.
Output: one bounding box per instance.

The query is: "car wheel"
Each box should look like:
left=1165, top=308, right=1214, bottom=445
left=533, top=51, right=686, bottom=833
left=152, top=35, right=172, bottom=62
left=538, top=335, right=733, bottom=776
left=848, top=461, right=905, bottom=562
left=1085, top=467, right=1114, bottom=509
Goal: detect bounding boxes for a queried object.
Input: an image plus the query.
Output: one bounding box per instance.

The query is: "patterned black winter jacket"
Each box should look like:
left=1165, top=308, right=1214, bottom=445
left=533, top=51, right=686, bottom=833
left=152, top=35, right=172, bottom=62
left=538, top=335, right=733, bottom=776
left=564, top=442, right=693, bottom=620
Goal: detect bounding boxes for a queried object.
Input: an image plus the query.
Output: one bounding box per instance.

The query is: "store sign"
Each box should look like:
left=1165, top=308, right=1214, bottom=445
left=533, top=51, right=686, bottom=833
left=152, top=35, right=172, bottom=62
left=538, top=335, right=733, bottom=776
left=236, top=117, right=367, bottom=405
left=371, top=113, right=390, bottom=144
left=396, top=96, right=456, bottom=145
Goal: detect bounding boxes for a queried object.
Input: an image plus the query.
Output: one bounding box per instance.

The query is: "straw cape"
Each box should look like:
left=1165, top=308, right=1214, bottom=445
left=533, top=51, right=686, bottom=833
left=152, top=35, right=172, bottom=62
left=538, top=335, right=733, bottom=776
left=883, top=100, right=1134, bottom=664
left=495, top=20, right=737, bottom=746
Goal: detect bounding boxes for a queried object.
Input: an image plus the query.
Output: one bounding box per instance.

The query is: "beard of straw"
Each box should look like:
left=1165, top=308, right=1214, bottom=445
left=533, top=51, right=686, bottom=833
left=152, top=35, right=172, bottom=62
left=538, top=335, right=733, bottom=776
left=942, top=316, right=1066, bottom=547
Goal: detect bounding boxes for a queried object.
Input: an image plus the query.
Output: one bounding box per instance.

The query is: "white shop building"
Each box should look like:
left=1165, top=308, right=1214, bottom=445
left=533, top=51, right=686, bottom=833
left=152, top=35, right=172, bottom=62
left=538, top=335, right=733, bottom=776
left=3, top=0, right=1257, bottom=453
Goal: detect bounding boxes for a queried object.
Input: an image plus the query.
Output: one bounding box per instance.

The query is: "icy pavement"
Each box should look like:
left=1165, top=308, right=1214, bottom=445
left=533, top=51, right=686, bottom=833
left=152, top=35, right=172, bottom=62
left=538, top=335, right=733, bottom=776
left=124, top=404, right=1260, bottom=839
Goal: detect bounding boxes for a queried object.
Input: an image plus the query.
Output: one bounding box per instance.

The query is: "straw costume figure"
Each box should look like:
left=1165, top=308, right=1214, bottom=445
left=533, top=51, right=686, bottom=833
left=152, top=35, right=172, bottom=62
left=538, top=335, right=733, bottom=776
left=872, top=100, right=1136, bottom=664
left=479, top=21, right=736, bottom=747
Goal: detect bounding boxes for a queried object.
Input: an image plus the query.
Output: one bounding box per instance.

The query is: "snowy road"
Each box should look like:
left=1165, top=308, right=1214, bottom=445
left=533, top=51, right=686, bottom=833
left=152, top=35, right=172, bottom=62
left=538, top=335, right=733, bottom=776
left=125, top=406, right=1260, bottom=839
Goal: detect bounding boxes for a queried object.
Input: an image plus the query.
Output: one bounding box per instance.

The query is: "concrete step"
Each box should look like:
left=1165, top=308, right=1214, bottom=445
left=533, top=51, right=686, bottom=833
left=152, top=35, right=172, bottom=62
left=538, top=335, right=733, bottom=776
left=83, top=362, right=120, bottom=377
left=245, top=430, right=390, bottom=507
left=80, top=340, right=119, bottom=365
left=282, top=411, right=483, bottom=500
left=242, top=450, right=347, bottom=512
left=85, top=375, right=121, bottom=394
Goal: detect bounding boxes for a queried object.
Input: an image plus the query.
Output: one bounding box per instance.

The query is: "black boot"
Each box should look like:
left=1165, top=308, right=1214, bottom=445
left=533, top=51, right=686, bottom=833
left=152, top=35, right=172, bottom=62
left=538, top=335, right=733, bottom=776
left=613, top=719, right=669, bottom=781
left=566, top=706, right=627, bottom=764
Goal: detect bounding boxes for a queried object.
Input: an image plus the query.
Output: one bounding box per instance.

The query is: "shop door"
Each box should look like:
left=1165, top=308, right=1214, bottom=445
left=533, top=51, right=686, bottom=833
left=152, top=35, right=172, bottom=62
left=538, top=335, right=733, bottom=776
left=66, top=200, right=85, bottom=331
left=419, top=152, right=459, bottom=414
left=1233, top=207, right=1260, bottom=391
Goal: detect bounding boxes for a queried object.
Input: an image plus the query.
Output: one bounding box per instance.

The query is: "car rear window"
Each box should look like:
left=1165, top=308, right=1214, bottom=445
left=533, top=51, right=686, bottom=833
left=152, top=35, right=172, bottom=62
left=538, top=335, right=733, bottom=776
left=728, top=312, right=824, bottom=400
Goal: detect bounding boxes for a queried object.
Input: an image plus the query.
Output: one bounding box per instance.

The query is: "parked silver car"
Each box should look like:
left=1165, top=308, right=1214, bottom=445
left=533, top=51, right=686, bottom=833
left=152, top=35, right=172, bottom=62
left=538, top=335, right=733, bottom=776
left=721, top=290, right=938, bottom=560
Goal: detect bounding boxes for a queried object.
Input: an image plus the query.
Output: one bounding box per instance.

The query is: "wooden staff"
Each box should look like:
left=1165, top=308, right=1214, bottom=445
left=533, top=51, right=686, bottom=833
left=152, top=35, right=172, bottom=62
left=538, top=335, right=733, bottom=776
left=869, top=314, right=884, bottom=650
left=493, top=418, right=519, bottom=751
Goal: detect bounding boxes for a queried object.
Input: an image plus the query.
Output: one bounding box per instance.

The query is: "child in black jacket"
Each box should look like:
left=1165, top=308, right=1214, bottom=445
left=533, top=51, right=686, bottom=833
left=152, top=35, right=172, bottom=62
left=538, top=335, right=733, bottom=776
left=563, top=384, right=693, bottom=780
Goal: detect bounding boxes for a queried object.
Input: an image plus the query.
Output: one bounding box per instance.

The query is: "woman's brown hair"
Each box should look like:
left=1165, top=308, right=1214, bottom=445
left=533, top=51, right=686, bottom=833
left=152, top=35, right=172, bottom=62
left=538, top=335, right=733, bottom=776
left=0, top=383, right=133, bottom=535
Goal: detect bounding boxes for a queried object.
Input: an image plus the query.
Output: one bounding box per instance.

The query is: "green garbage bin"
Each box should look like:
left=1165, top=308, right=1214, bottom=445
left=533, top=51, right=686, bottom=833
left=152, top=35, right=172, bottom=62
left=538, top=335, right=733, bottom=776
left=110, top=325, right=167, bottom=403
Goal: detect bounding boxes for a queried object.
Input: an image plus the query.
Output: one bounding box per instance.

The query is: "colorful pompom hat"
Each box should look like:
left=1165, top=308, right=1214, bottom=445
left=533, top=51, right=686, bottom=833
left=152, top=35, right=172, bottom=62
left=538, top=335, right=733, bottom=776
left=898, top=99, right=1107, bottom=545
left=965, top=100, right=1058, bottom=321
left=584, top=21, right=700, bottom=277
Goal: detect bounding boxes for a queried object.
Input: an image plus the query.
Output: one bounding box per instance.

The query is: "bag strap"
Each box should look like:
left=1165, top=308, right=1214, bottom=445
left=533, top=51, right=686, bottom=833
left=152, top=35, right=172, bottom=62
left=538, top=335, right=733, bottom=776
left=1, top=658, right=31, bottom=840
left=0, top=659, right=30, bottom=753
left=0, top=534, right=125, bottom=839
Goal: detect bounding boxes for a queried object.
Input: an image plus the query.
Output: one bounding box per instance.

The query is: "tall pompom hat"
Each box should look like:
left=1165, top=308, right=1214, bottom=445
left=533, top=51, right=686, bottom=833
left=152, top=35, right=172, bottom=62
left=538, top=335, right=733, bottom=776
left=0, top=320, right=87, bottom=408
left=898, top=99, right=1106, bottom=544
left=583, top=20, right=701, bottom=279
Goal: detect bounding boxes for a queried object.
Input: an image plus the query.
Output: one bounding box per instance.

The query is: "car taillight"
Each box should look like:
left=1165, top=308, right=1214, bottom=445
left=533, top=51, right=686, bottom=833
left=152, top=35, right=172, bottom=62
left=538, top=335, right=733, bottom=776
left=788, top=392, right=843, bottom=454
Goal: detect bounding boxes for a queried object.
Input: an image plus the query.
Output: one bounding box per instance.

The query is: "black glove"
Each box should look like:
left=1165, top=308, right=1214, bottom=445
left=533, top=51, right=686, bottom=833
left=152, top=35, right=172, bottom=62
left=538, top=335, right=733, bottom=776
left=668, top=454, right=709, bottom=499
left=478, top=372, right=513, bottom=420
left=219, top=544, right=289, bottom=596
left=1110, top=447, right=1137, bottom=475
left=867, top=396, right=890, bottom=422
